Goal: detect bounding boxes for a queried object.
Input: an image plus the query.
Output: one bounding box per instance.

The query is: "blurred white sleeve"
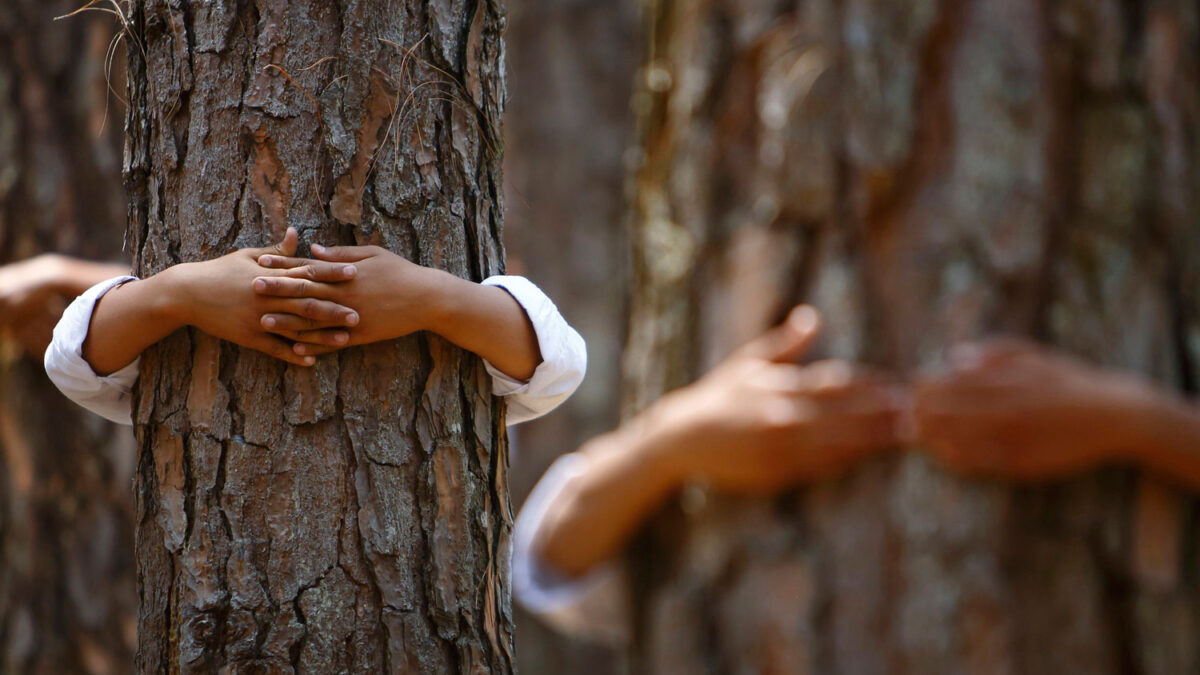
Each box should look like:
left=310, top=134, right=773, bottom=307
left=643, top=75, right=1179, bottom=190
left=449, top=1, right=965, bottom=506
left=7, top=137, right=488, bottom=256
left=44, top=276, right=141, bottom=425
left=512, top=453, right=631, bottom=644
left=482, top=276, right=586, bottom=426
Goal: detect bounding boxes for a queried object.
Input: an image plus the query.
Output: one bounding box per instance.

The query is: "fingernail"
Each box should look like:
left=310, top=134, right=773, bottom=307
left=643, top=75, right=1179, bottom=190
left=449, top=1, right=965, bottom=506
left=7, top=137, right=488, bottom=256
left=303, top=356, right=315, bottom=366
left=345, top=312, right=359, bottom=326
left=295, top=344, right=306, bottom=355
left=335, top=332, right=349, bottom=344
left=263, top=316, right=276, bottom=328
left=311, top=244, right=325, bottom=253
left=343, top=265, right=356, bottom=278
left=253, top=278, right=266, bottom=291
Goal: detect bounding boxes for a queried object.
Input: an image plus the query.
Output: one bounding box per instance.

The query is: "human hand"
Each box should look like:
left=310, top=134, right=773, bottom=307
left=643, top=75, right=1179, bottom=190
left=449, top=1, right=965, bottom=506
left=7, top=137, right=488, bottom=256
left=253, top=243, right=448, bottom=353
left=0, top=254, right=71, bottom=354
left=640, top=306, right=904, bottom=495
left=913, top=339, right=1148, bottom=480
left=165, top=229, right=360, bottom=366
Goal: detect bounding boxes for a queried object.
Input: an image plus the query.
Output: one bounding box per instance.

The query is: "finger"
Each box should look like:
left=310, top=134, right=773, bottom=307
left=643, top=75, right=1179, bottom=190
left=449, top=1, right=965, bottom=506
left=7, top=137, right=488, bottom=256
left=256, top=254, right=310, bottom=270
left=265, top=297, right=359, bottom=326
left=249, top=334, right=316, bottom=367
left=738, top=305, right=822, bottom=363
left=293, top=339, right=349, bottom=356
left=270, top=327, right=351, bottom=348
left=253, top=276, right=339, bottom=301
left=273, top=227, right=299, bottom=257
left=310, top=243, right=375, bottom=263
left=292, top=331, right=352, bottom=353
left=281, top=262, right=357, bottom=282
left=260, top=313, right=344, bottom=333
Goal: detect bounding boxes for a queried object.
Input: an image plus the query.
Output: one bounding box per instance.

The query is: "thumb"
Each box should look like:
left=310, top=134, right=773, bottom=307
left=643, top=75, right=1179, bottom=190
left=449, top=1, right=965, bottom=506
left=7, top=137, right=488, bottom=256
left=739, top=305, right=821, bottom=363
left=310, top=243, right=371, bottom=263
left=250, top=227, right=298, bottom=257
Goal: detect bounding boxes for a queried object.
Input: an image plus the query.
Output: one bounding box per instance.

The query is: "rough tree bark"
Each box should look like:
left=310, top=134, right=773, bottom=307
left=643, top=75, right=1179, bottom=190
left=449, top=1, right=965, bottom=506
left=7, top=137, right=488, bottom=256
left=124, top=1, right=512, bottom=671
left=623, top=1, right=1200, bottom=673
left=0, top=2, right=136, bottom=673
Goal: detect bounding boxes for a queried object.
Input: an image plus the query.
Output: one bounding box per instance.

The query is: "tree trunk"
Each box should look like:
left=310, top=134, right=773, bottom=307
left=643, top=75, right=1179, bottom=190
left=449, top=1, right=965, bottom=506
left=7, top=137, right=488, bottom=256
left=623, top=1, right=1200, bottom=673
left=124, top=1, right=512, bottom=671
left=0, top=2, right=136, bottom=673
left=502, top=0, right=638, bottom=673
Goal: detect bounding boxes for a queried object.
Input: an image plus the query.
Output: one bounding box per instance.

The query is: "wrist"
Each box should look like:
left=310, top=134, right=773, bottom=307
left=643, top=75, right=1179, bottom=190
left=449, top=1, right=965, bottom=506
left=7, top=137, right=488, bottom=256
left=1109, top=377, right=1200, bottom=465
left=626, top=393, right=702, bottom=491
left=149, top=264, right=198, bottom=330
left=413, top=267, right=466, bottom=335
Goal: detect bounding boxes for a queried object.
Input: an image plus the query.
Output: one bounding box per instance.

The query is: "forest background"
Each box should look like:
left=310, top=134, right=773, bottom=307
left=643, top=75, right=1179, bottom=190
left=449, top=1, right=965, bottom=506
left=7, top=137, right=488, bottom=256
left=1, top=0, right=1198, bottom=673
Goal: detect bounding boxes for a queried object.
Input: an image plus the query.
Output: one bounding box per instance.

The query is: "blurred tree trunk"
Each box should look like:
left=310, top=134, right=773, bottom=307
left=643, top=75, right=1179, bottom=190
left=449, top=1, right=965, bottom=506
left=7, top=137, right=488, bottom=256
left=124, top=1, right=513, bottom=671
left=623, top=1, right=1200, bottom=673
left=502, top=0, right=638, bottom=673
left=0, top=2, right=135, bottom=673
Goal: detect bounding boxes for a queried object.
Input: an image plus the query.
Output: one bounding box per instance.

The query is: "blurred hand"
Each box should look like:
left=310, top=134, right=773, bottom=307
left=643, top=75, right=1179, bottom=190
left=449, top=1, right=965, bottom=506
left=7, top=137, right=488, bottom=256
left=644, top=306, right=904, bottom=494
left=0, top=254, right=71, bottom=354
left=913, top=339, right=1145, bottom=480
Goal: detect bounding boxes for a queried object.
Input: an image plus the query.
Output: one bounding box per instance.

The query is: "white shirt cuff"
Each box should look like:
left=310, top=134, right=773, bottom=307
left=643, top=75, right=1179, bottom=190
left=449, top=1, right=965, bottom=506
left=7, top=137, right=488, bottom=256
left=44, top=275, right=140, bottom=425
left=512, top=453, right=630, bottom=644
left=481, top=276, right=587, bottom=425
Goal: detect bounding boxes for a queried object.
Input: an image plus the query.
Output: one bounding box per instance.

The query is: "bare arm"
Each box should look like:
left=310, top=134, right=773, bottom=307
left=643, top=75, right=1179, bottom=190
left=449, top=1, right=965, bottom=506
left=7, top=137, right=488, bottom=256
left=82, top=268, right=190, bottom=375
left=81, top=230, right=359, bottom=375
left=1108, top=376, right=1200, bottom=490
left=535, top=412, right=686, bottom=579
left=254, top=245, right=542, bottom=380
left=915, top=341, right=1200, bottom=491
left=42, top=256, right=132, bottom=297
left=0, top=254, right=133, bottom=357
left=535, top=307, right=902, bottom=579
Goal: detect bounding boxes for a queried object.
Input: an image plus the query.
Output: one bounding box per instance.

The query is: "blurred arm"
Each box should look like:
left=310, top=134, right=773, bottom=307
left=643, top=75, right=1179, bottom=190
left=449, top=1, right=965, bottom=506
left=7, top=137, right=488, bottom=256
left=915, top=341, right=1200, bottom=491
left=535, top=408, right=686, bottom=579
left=1113, top=377, right=1200, bottom=490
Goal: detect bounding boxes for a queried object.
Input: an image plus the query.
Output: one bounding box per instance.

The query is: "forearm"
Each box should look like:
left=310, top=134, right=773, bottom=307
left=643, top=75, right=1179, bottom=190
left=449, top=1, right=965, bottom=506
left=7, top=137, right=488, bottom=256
left=1121, top=385, right=1200, bottom=491
left=537, top=414, right=684, bottom=579
left=82, top=267, right=189, bottom=375
left=428, top=273, right=542, bottom=381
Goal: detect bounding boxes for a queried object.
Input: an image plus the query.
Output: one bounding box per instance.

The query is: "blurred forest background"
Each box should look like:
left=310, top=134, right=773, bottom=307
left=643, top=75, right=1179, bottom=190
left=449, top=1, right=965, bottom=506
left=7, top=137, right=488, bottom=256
left=1, top=0, right=1198, bottom=673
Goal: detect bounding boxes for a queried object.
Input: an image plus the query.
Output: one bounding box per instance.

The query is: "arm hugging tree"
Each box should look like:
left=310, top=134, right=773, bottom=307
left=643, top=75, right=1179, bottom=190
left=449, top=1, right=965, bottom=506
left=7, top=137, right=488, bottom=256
left=124, top=1, right=513, bottom=671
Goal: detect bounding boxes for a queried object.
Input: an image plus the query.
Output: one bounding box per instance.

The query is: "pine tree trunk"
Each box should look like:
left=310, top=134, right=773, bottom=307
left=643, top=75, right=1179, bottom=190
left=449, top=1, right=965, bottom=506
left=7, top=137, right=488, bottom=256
left=623, top=1, right=1200, bottom=673
left=0, top=2, right=136, bottom=673
left=124, top=1, right=513, bottom=671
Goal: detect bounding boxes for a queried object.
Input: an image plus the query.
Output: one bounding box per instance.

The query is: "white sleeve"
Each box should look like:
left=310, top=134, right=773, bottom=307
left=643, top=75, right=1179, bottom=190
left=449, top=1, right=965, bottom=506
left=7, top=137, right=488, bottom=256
left=512, top=453, right=631, bottom=645
left=481, top=276, right=586, bottom=426
left=44, top=276, right=141, bottom=425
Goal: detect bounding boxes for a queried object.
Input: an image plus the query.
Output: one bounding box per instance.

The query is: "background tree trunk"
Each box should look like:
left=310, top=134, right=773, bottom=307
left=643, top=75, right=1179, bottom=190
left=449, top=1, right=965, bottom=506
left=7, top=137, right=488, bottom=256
left=502, top=0, right=638, bottom=672
left=623, top=1, right=1200, bottom=673
left=124, top=1, right=512, bottom=671
left=0, top=2, right=136, bottom=673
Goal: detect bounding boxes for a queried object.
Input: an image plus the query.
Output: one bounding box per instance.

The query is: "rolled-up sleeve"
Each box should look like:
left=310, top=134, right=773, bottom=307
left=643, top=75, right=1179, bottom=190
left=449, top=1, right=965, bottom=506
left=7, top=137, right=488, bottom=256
left=512, top=453, right=631, bottom=644
left=44, top=276, right=140, bottom=425
left=482, top=276, right=587, bottom=426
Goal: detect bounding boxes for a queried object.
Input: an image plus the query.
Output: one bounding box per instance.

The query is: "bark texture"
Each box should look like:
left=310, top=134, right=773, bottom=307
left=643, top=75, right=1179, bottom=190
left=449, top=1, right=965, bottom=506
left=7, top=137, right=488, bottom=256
left=0, top=3, right=136, bottom=673
left=124, top=1, right=513, bottom=671
left=502, top=0, right=638, bottom=672
left=623, top=1, right=1200, bottom=673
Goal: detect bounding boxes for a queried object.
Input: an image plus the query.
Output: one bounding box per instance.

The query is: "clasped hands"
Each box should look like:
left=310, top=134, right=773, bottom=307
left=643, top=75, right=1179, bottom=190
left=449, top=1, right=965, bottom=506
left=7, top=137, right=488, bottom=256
left=179, top=227, right=448, bottom=368
left=637, top=304, right=1159, bottom=492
